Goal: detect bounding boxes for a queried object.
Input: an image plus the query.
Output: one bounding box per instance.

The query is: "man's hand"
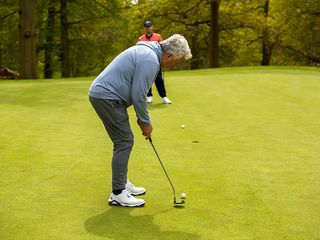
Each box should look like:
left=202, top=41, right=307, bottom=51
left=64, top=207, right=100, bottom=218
left=137, top=119, right=153, bottom=139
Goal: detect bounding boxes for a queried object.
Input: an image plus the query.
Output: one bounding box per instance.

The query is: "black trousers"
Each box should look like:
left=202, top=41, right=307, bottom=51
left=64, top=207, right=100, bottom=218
left=147, top=70, right=166, bottom=97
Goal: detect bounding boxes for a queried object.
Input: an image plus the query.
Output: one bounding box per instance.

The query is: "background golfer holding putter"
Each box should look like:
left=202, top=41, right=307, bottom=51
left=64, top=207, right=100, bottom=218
left=88, top=34, right=192, bottom=207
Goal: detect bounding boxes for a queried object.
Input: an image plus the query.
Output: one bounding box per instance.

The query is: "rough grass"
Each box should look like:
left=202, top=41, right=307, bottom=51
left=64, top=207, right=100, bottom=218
left=1, top=66, right=319, bottom=240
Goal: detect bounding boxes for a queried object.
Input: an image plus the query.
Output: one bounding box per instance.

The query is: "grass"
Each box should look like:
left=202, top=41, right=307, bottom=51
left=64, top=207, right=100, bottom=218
left=0, top=66, right=320, bottom=240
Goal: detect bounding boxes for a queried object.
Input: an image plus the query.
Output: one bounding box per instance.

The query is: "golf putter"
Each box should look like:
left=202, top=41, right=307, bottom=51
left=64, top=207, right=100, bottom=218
left=149, top=138, right=185, bottom=206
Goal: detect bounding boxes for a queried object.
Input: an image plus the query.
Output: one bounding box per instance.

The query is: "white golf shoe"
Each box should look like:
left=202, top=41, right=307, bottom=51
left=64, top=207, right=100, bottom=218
left=108, top=189, right=145, bottom=207
left=162, top=97, right=172, bottom=104
left=147, top=96, right=153, bottom=103
left=126, top=180, right=146, bottom=196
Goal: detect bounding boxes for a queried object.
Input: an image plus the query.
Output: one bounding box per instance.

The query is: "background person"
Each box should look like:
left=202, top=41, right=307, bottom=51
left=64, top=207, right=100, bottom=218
left=88, top=34, right=192, bottom=207
left=138, top=20, right=172, bottom=104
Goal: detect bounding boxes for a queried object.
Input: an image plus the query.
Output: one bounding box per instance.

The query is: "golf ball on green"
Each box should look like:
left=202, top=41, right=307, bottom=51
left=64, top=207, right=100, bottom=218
left=181, top=193, right=186, bottom=199
left=181, top=125, right=185, bottom=129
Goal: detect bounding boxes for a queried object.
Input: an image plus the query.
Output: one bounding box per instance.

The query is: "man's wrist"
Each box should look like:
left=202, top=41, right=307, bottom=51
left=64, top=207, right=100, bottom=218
left=137, top=119, right=151, bottom=126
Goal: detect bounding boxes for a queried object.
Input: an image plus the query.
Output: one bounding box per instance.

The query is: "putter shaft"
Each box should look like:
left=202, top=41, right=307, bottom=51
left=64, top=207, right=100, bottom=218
left=149, top=138, right=178, bottom=203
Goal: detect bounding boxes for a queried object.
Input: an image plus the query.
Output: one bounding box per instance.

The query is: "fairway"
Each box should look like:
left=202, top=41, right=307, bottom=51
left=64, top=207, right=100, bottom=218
left=1, top=67, right=320, bottom=239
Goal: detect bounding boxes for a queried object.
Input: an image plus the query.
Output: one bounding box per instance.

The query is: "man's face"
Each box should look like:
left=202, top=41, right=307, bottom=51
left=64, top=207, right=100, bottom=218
left=144, top=26, right=153, bottom=35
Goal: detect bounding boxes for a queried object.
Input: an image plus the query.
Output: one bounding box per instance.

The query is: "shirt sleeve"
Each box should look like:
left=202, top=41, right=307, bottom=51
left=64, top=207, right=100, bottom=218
left=131, top=61, right=159, bottom=125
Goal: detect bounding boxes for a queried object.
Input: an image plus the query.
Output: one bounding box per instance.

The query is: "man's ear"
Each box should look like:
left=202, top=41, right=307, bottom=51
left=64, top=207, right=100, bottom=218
left=162, top=52, right=171, bottom=62
left=168, top=53, right=174, bottom=61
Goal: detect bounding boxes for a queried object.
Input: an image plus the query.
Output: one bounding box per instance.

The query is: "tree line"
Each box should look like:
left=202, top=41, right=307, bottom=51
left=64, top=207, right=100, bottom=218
left=0, top=0, right=319, bottom=79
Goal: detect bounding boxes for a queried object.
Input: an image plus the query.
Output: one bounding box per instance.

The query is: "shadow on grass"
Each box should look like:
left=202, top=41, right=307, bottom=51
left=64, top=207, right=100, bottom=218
left=148, top=103, right=168, bottom=110
left=84, top=207, right=200, bottom=239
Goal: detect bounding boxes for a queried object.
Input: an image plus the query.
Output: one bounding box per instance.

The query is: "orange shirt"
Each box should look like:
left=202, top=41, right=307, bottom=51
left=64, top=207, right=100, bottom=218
left=138, top=33, right=163, bottom=43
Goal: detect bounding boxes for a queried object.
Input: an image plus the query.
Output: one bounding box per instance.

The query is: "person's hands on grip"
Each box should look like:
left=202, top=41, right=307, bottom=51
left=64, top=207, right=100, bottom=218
left=137, top=119, right=153, bottom=139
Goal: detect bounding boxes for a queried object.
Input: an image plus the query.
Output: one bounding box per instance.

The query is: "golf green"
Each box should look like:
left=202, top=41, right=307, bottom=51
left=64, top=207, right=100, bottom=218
left=1, top=67, right=319, bottom=239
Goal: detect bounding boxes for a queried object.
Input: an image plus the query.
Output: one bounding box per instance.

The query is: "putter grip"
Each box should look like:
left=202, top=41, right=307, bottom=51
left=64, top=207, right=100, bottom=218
left=149, top=138, right=152, bottom=143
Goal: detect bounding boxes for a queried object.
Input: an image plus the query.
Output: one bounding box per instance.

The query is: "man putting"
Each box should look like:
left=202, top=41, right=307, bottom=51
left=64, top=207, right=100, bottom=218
left=88, top=34, right=192, bottom=207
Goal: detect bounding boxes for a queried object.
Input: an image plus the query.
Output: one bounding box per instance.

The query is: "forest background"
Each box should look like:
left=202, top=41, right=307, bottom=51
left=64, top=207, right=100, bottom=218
left=1, top=0, right=319, bottom=79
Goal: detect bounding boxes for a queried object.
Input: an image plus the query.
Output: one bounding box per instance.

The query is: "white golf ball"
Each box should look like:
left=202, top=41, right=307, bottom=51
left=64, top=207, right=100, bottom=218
left=181, top=193, right=186, bottom=199
left=181, top=125, right=185, bottom=129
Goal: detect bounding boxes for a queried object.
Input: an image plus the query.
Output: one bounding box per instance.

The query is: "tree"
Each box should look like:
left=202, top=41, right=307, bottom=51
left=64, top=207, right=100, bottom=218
left=1, top=0, right=320, bottom=79
left=210, top=0, right=220, bottom=68
left=260, top=0, right=283, bottom=66
left=44, top=2, right=57, bottom=79
left=279, top=0, right=320, bottom=65
left=60, top=0, right=69, bottom=77
left=19, top=0, right=37, bottom=79
left=261, top=0, right=271, bottom=65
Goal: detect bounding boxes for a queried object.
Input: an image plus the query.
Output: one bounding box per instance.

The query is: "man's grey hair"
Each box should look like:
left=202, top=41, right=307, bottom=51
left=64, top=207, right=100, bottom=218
left=160, top=34, right=192, bottom=61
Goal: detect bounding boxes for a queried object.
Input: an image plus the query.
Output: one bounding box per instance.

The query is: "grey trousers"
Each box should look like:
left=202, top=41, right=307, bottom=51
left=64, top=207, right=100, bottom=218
left=89, top=96, right=134, bottom=191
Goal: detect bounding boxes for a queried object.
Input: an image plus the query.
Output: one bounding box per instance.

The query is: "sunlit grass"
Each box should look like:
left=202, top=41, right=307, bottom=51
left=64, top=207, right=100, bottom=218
left=1, top=67, right=319, bottom=240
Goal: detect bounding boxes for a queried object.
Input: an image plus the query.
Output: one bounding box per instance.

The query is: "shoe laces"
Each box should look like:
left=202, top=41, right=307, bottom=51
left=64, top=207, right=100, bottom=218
left=126, top=180, right=134, bottom=188
left=123, top=189, right=132, bottom=198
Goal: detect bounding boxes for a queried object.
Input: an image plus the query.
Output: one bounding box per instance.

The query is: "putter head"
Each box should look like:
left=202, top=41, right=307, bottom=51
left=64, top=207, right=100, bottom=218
left=174, top=199, right=185, bottom=207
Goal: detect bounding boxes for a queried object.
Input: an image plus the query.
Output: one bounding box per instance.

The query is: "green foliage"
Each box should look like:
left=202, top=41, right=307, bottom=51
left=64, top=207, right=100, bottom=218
left=0, top=0, right=19, bottom=70
left=277, top=0, right=320, bottom=65
left=219, top=0, right=263, bottom=66
left=65, top=0, right=131, bottom=76
left=0, top=0, right=319, bottom=76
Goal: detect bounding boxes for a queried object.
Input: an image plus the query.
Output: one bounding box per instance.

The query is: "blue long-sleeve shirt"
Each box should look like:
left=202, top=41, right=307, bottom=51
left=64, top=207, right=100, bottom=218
left=89, top=41, right=162, bottom=125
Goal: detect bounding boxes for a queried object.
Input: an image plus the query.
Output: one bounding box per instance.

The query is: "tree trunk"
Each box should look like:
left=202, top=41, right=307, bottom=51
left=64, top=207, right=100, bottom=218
left=261, top=0, right=272, bottom=66
left=44, top=4, right=55, bottom=79
left=209, top=0, right=219, bottom=68
left=60, top=0, right=70, bottom=77
left=19, top=0, right=37, bottom=79
left=0, top=47, right=2, bottom=69
left=190, top=36, right=199, bottom=70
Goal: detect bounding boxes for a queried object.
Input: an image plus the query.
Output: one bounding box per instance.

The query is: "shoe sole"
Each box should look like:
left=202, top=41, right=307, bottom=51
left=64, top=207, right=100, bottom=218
left=108, top=199, right=145, bottom=207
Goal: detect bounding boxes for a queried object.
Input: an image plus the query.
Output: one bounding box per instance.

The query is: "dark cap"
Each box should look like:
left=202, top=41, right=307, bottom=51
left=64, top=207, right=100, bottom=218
left=144, top=21, right=152, bottom=27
